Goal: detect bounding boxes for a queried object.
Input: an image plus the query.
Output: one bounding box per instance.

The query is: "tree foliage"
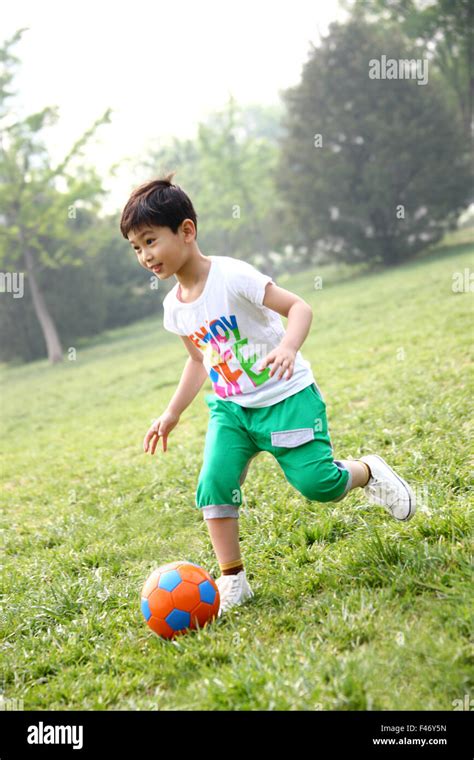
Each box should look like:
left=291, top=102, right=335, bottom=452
left=0, top=28, right=111, bottom=362
left=277, top=18, right=472, bottom=266
left=140, top=96, right=285, bottom=269
left=346, top=0, right=473, bottom=136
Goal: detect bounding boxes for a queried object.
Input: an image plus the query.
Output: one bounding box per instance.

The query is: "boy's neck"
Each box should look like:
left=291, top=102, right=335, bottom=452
left=175, top=245, right=210, bottom=292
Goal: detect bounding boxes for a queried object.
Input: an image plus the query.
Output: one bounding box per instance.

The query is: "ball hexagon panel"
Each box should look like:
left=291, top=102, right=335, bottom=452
left=148, top=587, right=174, bottom=619
left=171, top=580, right=200, bottom=611
left=191, top=599, right=219, bottom=628
left=179, top=564, right=211, bottom=585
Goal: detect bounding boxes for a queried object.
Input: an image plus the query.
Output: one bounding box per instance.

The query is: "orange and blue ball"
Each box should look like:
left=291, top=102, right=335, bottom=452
left=140, top=561, right=220, bottom=639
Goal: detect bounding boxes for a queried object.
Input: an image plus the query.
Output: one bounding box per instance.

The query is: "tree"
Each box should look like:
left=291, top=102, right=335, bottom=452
left=277, top=18, right=472, bottom=267
left=140, top=96, right=284, bottom=269
left=0, top=28, right=111, bottom=363
left=0, top=208, right=166, bottom=363
left=346, top=0, right=473, bottom=138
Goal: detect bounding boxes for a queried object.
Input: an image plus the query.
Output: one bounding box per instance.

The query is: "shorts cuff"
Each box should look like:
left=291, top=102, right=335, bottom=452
left=330, top=460, right=353, bottom=502
left=201, top=504, right=240, bottom=519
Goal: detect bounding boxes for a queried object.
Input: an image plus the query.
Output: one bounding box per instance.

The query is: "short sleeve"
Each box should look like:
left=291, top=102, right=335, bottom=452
left=228, top=260, right=273, bottom=306
left=162, top=298, right=187, bottom=335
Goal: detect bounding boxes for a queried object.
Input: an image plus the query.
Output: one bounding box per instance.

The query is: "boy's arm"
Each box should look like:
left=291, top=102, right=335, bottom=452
left=166, top=337, right=208, bottom=417
left=259, top=283, right=313, bottom=380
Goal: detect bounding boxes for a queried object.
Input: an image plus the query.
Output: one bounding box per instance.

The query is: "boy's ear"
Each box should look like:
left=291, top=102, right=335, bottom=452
left=181, top=219, right=196, bottom=240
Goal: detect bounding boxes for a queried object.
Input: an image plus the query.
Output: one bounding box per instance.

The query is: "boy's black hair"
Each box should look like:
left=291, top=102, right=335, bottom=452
left=119, top=172, right=198, bottom=239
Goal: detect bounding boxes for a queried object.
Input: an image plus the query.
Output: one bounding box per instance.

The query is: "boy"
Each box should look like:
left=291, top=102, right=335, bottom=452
left=120, top=174, right=416, bottom=616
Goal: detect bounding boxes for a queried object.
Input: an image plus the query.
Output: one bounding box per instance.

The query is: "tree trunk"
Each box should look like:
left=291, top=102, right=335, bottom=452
left=23, top=246, right=63, bottom=364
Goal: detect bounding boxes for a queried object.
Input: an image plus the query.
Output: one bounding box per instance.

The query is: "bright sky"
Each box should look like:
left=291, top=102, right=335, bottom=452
left=4, top=0, right=346, bottom=213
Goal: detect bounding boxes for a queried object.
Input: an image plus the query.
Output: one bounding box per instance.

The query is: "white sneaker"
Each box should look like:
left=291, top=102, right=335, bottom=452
left=215, top=569, right=254, bottom=617
left=360, top=454, right=416, bottom=522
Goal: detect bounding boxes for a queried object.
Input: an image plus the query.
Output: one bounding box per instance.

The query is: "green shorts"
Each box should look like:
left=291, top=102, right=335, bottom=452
left=196, top=382, right=351, bottom=519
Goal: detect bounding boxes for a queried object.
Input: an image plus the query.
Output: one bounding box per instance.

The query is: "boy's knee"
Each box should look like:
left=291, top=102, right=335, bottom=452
left=196, top=469, right=242, bottom=517
left=292, top=471, right=350, bottom=503
left=292, top=459, right=352, bottom=503
left=297, top=483, right=338, bottom=503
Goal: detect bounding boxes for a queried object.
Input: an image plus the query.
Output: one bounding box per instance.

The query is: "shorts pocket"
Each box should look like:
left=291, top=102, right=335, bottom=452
left=271, top=427, right=315, bottom=448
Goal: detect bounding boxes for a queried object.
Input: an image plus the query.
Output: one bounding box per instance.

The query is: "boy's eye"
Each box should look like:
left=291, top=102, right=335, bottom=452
left=132, top=238, right=154, bottom=252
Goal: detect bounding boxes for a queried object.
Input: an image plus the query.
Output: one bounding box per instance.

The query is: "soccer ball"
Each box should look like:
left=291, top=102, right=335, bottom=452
left=140, top=561, right=220, bottom=639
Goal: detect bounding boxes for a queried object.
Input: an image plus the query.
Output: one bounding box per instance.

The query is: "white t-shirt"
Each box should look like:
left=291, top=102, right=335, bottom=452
left=162, top=255, right=317, bottom=408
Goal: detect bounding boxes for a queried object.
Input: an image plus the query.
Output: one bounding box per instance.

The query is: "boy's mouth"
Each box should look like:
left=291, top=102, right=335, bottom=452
left=151, top=263, right=163, bottom=273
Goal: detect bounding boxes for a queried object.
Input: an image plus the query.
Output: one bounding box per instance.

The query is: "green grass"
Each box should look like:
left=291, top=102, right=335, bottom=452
left=1, top=237, right=473, bottom=711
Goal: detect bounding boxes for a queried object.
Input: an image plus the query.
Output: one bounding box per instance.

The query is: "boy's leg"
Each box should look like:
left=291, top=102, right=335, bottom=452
left=205, top=517, right=242, bottom=573
left=196, top=394, right=259, bottom=520
left=196, top=395, right=258, bottom=614
left=252, top=384, right=414, bottom=519
left=205, top=515, right=254, bottom=616
left=332, top=455, right=416, bottom=520
left=338, top=459, right=371, bottom=489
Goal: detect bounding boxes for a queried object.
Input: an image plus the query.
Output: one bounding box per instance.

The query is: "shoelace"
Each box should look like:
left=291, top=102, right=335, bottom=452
left=366, top=477, right=400, bottom=507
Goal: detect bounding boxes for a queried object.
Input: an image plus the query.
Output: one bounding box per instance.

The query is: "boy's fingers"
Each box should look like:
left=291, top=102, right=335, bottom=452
left=150, top=429, right=161, bottom=455
left=269, top=358, right=281, bottom=376
left=144, top=424, right=172, bottom=455
left=279, top=359, right=290, bottom=379
left=144, top=427, right=157, bottom=454
left=259, top=354, right=273, bottom=371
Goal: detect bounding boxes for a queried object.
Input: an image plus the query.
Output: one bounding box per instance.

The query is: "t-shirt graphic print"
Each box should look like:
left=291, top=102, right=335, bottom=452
left=162, top=255, right=317, bottom=408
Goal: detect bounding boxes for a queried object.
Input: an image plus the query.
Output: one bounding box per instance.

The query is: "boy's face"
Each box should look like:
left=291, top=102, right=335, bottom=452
left=128, top=223, right=188, bottom=279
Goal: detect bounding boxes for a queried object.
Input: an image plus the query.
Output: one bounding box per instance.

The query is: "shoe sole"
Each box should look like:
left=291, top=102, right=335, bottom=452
left=365, top=454, right=417, bottom=522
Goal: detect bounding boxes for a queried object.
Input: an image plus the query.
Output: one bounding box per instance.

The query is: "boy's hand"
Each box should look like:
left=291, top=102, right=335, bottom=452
left=143, top=409, right=180, bottom=454
left=258, top=344, right=297, bottom=380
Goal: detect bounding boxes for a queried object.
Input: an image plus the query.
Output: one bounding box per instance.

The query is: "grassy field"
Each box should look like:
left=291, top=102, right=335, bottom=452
left=1, top=237, right=473, bottom=711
